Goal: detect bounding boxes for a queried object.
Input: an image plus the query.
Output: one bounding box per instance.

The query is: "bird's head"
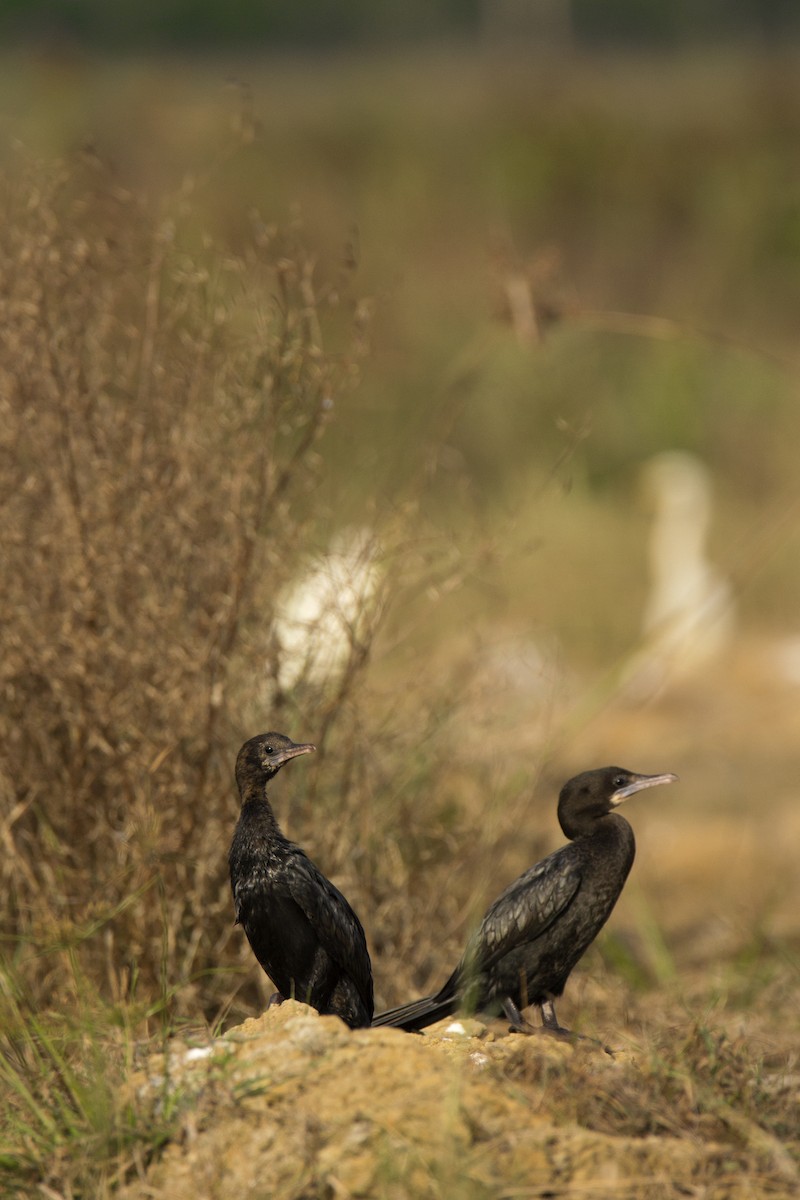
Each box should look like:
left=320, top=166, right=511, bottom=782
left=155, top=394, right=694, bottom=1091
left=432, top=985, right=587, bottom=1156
left=235, top=732, right=315, bottom=799
left=558, top=766, right=678, bottom=838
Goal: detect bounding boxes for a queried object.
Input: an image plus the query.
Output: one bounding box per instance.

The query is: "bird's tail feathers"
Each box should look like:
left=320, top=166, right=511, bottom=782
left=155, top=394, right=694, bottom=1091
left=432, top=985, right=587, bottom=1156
left=371, top=992, right=456, bottom=1031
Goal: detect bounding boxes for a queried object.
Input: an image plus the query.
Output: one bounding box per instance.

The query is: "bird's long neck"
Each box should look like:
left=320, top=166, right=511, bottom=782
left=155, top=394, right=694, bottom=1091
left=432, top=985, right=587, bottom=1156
left=564, top=809, right=634, bottom=850
left=581, top=812, right=636, bottom=871
left=237, top=778, right=280, bottom=835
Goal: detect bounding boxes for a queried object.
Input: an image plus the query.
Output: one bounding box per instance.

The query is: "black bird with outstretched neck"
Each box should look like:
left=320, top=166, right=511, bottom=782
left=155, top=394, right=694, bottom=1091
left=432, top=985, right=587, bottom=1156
left=373, top=766, right=677, bottom=1040
left=229, top=732, right=374, bottom=1029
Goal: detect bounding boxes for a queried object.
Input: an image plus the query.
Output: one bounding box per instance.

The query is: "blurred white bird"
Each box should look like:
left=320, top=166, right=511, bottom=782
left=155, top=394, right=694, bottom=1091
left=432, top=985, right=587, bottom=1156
left=626, top=451, right=735, bottom=697
left=271, top=527, right=383, bottom=694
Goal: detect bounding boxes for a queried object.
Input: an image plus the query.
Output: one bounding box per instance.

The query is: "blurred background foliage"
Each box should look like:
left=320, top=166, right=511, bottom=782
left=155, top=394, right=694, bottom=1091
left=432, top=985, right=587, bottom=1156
left=1, top=9, right=800, bottom=1045
left=0, top=0, right=799, bottom=50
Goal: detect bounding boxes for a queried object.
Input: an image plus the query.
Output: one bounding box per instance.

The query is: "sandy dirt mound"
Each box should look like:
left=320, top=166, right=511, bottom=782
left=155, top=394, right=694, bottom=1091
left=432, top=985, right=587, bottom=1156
left=120, top=1001, right=796, bottom=1199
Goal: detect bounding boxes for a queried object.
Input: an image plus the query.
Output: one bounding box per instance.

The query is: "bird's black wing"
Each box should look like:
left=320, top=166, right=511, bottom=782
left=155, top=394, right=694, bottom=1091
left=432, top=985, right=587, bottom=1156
left=468, top=843, right=583, bottom=974
left=373, top=848, right=583, bottom=1030
left=280, top=849, right=374, bottom=1014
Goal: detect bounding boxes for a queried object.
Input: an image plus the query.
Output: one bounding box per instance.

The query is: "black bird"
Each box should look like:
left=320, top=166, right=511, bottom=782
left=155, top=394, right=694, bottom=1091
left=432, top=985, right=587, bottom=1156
left=372, top=766, right=677, bottom=1039
left=229, top=732, right=374, bottom=1029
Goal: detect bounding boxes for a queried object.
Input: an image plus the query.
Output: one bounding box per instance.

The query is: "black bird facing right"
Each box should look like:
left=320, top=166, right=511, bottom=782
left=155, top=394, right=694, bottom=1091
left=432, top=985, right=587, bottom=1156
left=229, top=732, right=374, bottom=1029
left=372, top=766, right=677, bottom=1040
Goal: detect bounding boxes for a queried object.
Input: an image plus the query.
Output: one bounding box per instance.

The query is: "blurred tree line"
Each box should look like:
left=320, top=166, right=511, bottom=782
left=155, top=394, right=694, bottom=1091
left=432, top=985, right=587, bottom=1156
left=3, top=0, right=798, bottom=51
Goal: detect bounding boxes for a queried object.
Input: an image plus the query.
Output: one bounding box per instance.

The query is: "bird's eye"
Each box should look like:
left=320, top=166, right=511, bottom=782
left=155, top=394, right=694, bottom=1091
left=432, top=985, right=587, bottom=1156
left=265, top=745, right=274, bottom=755
left=613, top=775, right=626, bottom=788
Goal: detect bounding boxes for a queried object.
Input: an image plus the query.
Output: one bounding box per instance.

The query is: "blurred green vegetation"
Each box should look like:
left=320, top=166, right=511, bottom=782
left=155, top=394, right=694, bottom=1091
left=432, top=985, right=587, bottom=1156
left=0, top=0, right=798, bottom=50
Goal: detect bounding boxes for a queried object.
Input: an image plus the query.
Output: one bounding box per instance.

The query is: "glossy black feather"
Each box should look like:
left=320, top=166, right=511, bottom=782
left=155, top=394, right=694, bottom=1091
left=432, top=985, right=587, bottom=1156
left=229, top=732, right=373, bottom=1028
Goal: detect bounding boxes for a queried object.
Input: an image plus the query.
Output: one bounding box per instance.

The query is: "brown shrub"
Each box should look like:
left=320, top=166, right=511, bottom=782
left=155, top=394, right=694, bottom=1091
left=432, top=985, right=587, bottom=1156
left=0, top=149, right=381, bottom=1021
left=0, top=150, right=528, bottom=1028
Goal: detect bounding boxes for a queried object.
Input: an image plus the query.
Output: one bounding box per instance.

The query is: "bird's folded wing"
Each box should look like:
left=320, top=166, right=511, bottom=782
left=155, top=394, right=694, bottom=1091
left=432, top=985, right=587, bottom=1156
left=475, top=850, right=583, bottom=972
left=282, top=852, right=374, bottom=1011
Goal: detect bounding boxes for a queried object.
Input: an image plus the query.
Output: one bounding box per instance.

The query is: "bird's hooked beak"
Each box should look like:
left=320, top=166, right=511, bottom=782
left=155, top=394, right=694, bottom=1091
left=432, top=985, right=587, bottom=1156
left=610, top=771, right=678, bottom=806
left=270, top=742, right=316, bottom=768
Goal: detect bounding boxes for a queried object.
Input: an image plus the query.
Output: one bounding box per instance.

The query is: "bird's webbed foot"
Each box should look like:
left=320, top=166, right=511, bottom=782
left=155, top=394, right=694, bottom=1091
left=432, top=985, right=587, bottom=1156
left=502, top=996, right=541, bottom=1034
left=503, top=997, right=614, bottom=1056
left=502, top=996, right=572, bottom=1040
left=539, top=998, right=576, bottom=1039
